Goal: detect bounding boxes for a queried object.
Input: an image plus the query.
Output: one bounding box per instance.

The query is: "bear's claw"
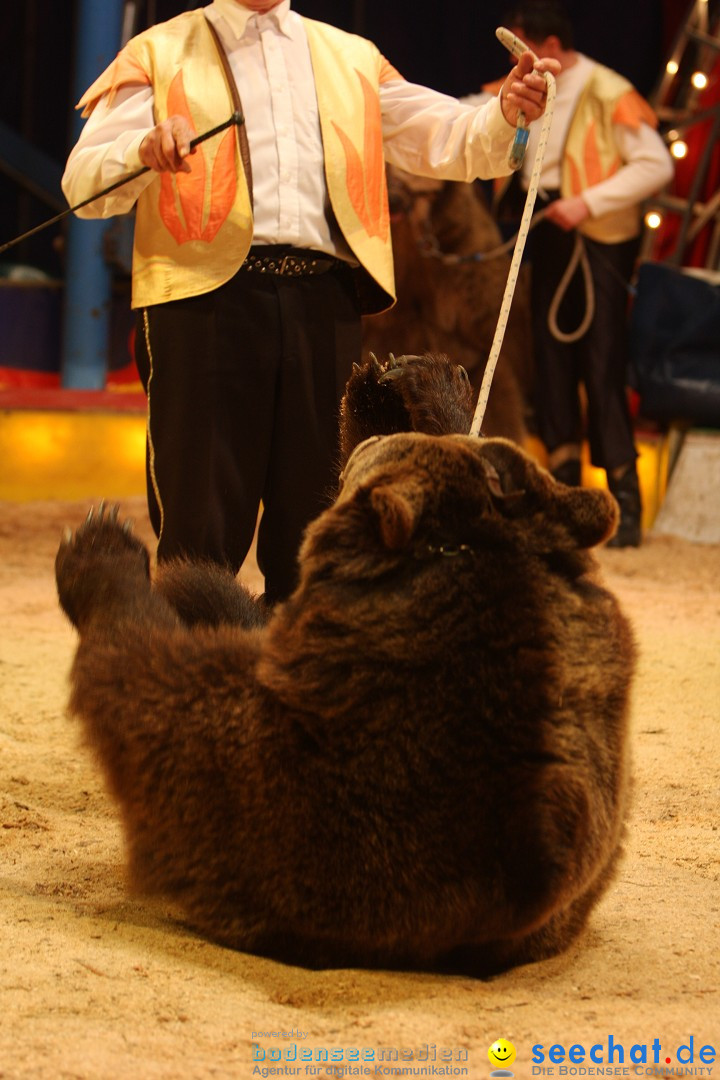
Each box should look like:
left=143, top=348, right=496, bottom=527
left=59, top=503, right=141, bottom=557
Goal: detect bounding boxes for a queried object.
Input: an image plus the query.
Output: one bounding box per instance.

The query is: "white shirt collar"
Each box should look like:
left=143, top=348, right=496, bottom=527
left=211, top=0, right=292, bottom=40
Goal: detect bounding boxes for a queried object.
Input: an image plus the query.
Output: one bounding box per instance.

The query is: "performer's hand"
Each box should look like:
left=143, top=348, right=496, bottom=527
left=544, top=195, right=591, bottom=231
left=139, top=116, right=196, bottom=173
left=500, top=52, right=560, bottom=125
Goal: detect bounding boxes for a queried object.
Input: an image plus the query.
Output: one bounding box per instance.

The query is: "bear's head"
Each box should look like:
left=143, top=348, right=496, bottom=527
left=297, top=433, right=619, bottom=590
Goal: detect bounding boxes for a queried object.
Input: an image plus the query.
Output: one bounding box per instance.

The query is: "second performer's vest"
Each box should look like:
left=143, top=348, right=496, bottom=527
left=78, top=13, right=400, bottom=312
left=562, top=64, right=658, bottom=244
left=484, top=62, right=659, bottom=245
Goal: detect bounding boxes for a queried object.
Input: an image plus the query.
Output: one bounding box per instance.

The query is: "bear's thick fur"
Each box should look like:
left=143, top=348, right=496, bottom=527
left=55, top=354, right=635, bottom=976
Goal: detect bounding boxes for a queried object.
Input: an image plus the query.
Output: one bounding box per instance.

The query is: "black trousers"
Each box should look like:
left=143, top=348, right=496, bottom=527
left=134, top=262, right=362, bottom=603
left=529, top=218, right=639, bottom=472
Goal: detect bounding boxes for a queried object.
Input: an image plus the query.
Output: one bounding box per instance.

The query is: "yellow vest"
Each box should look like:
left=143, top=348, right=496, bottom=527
left=485, top=63, right=659, bottom=244
left=78, top=12, right=399, bottom=313
left=562, top=64, right=659, bottom=244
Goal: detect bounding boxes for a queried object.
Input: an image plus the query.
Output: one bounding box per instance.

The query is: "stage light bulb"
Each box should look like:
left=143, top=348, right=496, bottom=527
left=691, top=71, right=708, bottom=90
left=645, top=210, right=663, bottom=230
left=666, top=60, right=679, bottom=75
left=671, top=139, right=689, bottom=159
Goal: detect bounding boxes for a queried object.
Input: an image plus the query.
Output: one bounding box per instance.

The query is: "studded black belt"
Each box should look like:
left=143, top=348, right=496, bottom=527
left=241, top=247, right=341, bottom=276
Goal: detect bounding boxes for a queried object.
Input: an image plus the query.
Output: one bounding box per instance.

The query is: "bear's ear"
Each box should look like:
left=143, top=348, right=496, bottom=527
left=480, top=458, right=526, bottom=510
left=369, top=478, right=424, bottom=551
left=545, top=485, right=619, bottom=548
left=470, top=437, right=618, bottom=549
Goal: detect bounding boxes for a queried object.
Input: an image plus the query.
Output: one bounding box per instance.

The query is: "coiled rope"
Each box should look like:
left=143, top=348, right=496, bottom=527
left=547, top=232, right=595, bottom=344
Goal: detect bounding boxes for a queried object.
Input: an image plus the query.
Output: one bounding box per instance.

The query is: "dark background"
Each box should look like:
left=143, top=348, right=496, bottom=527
left=0, top=0, right=691, bottom=278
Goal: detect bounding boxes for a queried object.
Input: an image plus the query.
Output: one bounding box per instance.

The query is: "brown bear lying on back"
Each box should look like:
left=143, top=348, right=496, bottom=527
left=55, top=354, right=635, bottom=976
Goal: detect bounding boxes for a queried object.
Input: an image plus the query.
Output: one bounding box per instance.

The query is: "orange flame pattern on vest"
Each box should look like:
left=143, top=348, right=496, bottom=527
left=157, top=71, right=238, bottom=245
left=332, top=70, right=389, bottom=243
left=567, top=118, right=621, bottom=195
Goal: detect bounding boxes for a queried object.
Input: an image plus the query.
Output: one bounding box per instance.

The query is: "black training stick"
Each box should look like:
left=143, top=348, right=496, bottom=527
left=0, top=112, right=244, bottom=258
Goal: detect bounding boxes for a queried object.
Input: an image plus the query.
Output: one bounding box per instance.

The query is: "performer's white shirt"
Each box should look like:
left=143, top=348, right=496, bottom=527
left=463, top=53, right=673, bottom=220
left=62, top=0, right=519, bottom=258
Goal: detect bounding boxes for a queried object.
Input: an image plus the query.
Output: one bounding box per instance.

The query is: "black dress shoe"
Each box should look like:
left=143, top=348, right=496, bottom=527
left=607, top=466, right=642, bottom=548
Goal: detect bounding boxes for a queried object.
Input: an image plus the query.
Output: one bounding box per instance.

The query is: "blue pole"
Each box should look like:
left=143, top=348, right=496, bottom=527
left=61, top=0, right=125, bottom=389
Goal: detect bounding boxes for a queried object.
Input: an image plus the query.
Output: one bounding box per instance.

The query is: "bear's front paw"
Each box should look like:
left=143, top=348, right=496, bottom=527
left=339, top=353, right=412, bottom=465
left=56, top=503, right=151, bottom=630
left=379, top=353, right=474, bottom=436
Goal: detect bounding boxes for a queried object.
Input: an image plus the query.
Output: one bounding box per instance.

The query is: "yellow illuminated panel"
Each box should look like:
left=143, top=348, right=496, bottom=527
left=0, top=411, right=146, bottom=501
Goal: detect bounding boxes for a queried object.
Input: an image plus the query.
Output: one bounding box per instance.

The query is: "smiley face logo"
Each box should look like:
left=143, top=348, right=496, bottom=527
left=488, top=1038, right=517, bottom=1073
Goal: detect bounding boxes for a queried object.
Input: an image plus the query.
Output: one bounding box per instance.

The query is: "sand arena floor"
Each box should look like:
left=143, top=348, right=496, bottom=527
left=0, top=496, right=718, bottom=1080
